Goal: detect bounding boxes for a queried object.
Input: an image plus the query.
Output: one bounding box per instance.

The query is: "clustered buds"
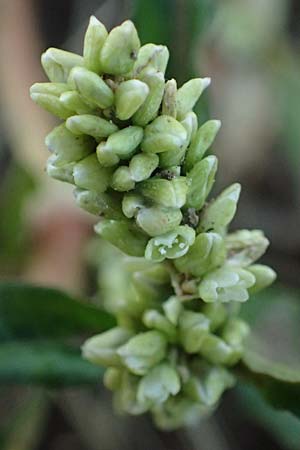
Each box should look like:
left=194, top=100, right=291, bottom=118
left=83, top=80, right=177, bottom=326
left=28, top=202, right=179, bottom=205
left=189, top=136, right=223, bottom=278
left=31, top=16, right=276, bottom=429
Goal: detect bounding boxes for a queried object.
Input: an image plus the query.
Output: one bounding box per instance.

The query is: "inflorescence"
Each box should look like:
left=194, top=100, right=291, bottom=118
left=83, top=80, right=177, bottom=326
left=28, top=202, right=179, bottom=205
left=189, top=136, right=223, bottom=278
left=30, top=16, right=276, bottom=429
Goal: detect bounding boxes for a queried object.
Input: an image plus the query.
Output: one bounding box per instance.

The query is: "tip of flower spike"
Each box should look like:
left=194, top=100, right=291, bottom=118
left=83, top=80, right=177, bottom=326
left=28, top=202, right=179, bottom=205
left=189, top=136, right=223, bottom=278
left=202, top=77, right=211, bottom=89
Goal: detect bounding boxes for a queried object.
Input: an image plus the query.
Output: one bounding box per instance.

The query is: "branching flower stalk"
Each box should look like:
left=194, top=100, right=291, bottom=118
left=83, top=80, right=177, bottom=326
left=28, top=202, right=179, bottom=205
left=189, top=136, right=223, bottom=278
left=30, top=16, right=276, bottom=429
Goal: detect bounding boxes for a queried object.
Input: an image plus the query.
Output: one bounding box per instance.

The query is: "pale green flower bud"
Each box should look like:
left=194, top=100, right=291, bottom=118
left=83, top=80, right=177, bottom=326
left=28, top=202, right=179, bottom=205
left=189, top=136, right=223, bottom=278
left=94, top=219, right=148, bottom=256
left=145, top=225, right=195, bottom=262
left=132, top=69, right=165, bottom=126
left=185, top=120, right=221, bottom=172
left=114, top=371, right=148, bottom=415
left=122, top=193, right=144, bottom=218
left=103, top=367, right=123, bottom=391
left=176, top=77, right=211, bottom=120
left=129, top=153, right=159, bottom=182
left=133, top=44, right=169, bottom=75
left=115, top=80, right=149, bottom=120
left=186, top=155, right=218, bottom=210
left=130, top=269, right=170, bottom=314
left=221, top=318, right=250, bottom=348
left=83, top=16, right=108, bottom=73
left=198, top=267, right=256, bottom=303
left=136, top=206, right=182, bottom=237
left=139, top=177, right=187, bottom=208
left=70, top=66, right=114, bottom=108
left=141, top=115, right=187, bottom=154
left=137, top=363, right=180, bottom=408
left=60, top=91, right=95, bottom=114
left=162, top=79, right=177, bottom=117
left=117, top=330, right=167, bottom=375
left=199, top=334, right=240, bottom=365
left=202, top=303, right=227, bottom=332
left=100, top=20, right=140, bottom=75
left=179, top=311, right=210, bottom=353
left=66, top=114, right=118, bottom=139
left=248, top=264, right=277, bottom=294
left=174, top=232, right=226, bottom=277
left=82, top=327, right=132, bottom=366
left=159, top=145, right=187, bottom=169
left=181, top=111, right=198, bottom=144
left=30, top=93, right=73, bottom=119
left=45, top=124, right=94, bottom=163
left=198, top=183, right=241, bottom=233
left=41, top=48, right=84, bottom=82
left=162, top=296, right=183, bottom=326
left=30, top=82, right=68, bottom=96
left=111, top=166, right=135, bottom=192
left=97, top=126, right=143, bottom=167
left=46, top=155, right=75, bottom=184
left=184, top=366, right=235, bottom=406
left=73, top=154, right=113, bottom=193
left=143, top=310, right=177, bottom=341
left=225, top=229, right=270, bottom=267
left=74, top=188, right=123, bottom=219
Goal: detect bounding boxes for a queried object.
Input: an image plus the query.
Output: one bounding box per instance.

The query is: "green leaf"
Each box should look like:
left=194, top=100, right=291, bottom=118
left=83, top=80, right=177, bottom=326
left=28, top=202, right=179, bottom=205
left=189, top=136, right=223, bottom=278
left=0, top=341, right=102, bottom=387
left=239, top=285, right=300, bottom=418
left=0, top=282, right=116, bottom=340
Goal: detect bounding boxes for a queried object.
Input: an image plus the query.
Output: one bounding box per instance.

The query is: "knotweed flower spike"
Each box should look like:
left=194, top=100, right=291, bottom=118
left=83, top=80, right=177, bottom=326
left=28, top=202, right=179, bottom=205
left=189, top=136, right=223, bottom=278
left=31, top=16, right=276, bottom=429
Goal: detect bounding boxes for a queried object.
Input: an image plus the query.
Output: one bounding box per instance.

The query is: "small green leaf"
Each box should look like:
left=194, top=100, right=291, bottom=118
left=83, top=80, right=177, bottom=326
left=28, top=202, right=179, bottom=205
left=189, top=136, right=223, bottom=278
left=0, top=282, right=115, bottom=340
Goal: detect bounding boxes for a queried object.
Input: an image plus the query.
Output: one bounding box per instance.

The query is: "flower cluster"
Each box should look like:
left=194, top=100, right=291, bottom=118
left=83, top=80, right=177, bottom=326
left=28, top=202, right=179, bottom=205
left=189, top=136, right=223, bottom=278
left=31, top=17, right=276, bottom=429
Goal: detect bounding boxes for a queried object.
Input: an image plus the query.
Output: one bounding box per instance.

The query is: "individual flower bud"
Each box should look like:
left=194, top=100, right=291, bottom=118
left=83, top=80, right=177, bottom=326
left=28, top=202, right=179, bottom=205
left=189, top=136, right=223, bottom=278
left=100, top=20, right=140, bottom=75
left=162, top=296, right=183, bottom=326
left=132, top=69, right=165, bottom=126
left=115, top=80, right=149, bottom=120
left=130, top=269, right=170, bottom=315
left=129, top=153, right=159, bottom=182
left=94, top=219, right=148, bottom=256
left=186, top=155, right=218, bottom=210
left=73, top=154, right=113, bottom=193
left=202, top=303, right=227, bottom=332
left=143, top=310, right=177, bottom=341
left=103, top=367, right=123, bottom=391
left=181, top=111, right=198, bottom=144
left=221, top=318, right=250, bottom=348
left=176, top=77, right=211, bottom=119
left=199, top=334, right=240, bottom=365
left=117, top=331, right=167, bottom=375
left=248, top=264, right=277, bottom=294
left=111, top=166, right=135, bottom=192
left=162, top=79, right=177, bottom=117
left=122, top=193, right=144, bottom=218
left=97, top=126, right=143, bottom=167
left=198, top=266, right=256, bottom=303
left=225, top=230, right=270, bottom=267
left=137, top=363, right=180, bottom=408
left=30, top=92, right=74, bottom=119
left=60, top=91, right=95, bottom=114
left=41, top=48, right=84, bottom=82
left=30, top=82, right=68, bottom=96
left=83, top=16, right=108, bottom=73
left=159, top=145, right=187, bottom=169
left=179, top=311, right=210, bottom=353
left=114, top=371, right=148, bottom=415
left=70, top=66, right=114, bottom=108
left=133, top=44, right=169, bottom=75
left=198, top=183, right=241, bottom=233
left=174, top=232, right=226, bottom=277
left=141, top=115, right=187, bottom=154
left=185, top=120, right=221, bottom=172
left=46, top=155, right=75, bottom=184
left=45, top=124, right=95, bottom=163
left=82, top=327, right=132, bottom=366
left=184, top=366, right=235, bottom=406
left=66, top=114, right=118, bottom=139
left=136, top=206, right=182, bottom=237
left=139, top=177, right=187, bottom=208
left=74, top=188, right=123, bottom=219
left=145, top=225, right=195, bottom=262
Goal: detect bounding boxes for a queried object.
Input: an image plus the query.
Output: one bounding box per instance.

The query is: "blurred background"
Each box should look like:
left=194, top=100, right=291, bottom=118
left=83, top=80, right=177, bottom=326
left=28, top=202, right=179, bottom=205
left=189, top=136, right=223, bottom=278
left=0, top=0, right=300, bottom=449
